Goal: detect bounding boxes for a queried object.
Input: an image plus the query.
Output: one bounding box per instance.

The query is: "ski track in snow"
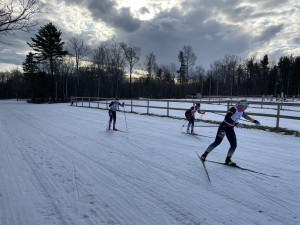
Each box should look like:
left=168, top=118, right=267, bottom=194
left=0, top=100, right=300, bottom=225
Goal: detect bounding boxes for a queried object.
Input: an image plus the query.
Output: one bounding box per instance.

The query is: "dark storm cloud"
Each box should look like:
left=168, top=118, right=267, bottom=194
left=112, top=7, right=141, bottom=32
left=117, top=3, right=253, bottom=68
left=139, top=7, right=150, bottom=15
left=0, top=30, right=33, bottom=68
left=255, top=24, right=284, bottom=43
left=294, top=37, right=300, bottom=44
left=63, top=0, right=141, bottom=32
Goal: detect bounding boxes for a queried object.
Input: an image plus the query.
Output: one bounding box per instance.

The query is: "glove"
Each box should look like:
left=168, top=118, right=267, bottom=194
left=235, top=123, right=243, bottom=128
left=253, top=120, right=260, bottom=126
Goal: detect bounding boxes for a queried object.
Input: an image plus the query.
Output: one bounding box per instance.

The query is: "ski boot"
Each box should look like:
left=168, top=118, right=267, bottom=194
left=200, top=152, right=208, bottom=162
left=190, top=125, right=195, bottom=134
left=225, top=156, right=237, bottom=167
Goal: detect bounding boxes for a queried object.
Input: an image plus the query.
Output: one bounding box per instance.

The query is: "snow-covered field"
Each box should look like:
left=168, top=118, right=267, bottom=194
left=1, top=100, right=300, bottom=225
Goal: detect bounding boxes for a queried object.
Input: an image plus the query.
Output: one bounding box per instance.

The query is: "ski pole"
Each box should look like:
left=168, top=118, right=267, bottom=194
left=193, top=125, right=219, bottom=127
left=176, top=120, right=189, bottom=135
left=210, top=111, right=225, bottom=117
left=199, top=113, right=205, bottom=120
left=122, top=103, right=128, bottom=132
left=176, top=113, right=194, bottom=135
left=210, top=111, right=249, bottom=122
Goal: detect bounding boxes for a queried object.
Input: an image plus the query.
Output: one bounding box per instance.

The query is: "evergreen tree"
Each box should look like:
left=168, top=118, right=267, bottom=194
left=22, top=52, right=38, bottom=74
left=177, top=51, right=187, bottom=84
left=27, top=22, right=68, bottom=100
left=278, top=56, right=292, bottom=96
left=177, top=51, right=187, bottom=96
left=260, top=54, right=269, bottom=95
left=23, top=52, right=50, bottom=102
left=292, top=56, right=300, bottom=96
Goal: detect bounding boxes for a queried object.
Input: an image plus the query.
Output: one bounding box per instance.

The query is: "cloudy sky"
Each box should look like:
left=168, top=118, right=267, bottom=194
left=1, top=0, right=300, bottom=72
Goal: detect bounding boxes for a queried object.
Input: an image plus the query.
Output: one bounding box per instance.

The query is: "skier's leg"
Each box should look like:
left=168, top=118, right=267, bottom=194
left=187, top=122, right=190, bottom=133
left=225, top=128, right=237, bottom=165
left=191, top=118, right=195, bottom=134
left=112, top=112, right=117, bottom=130
left=108, top=110, right=113, bottom=129
left=201, top=126, right=225, bottom=161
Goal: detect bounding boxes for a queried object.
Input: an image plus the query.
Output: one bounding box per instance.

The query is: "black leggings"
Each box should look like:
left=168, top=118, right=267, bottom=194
left=206, top=123, right=237, bottom=157
left=188, top=116, right=195, bottom=126
left=109, top=110, right=116, bottom=127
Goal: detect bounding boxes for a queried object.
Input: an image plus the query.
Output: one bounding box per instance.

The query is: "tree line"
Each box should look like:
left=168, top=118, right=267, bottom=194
left=1, top=22, right=300, bottom=102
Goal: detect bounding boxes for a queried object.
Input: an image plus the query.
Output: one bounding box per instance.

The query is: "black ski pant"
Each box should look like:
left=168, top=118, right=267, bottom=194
left=108, top=110, right=117, bottom=128
left=205, top=123, right=237, bottom=157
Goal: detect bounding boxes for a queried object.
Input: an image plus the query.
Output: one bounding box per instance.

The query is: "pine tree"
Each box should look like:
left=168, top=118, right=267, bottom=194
left=27, top=22, right=68, bottom=100
left=22, top=52, right=38, bottom=74
left=22, top=52, right=50, bottom=102
left=177, top=51, right=187, bottom=85
left=260, top=54, right=269, bottom=95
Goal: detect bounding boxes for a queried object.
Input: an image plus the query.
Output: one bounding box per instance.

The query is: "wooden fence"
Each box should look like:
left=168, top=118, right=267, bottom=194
left=70, top=96, right=300, bottom=128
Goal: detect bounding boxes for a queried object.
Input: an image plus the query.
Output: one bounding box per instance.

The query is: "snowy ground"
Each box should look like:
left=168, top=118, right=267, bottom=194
left=0, top=100, right=300, bottom=225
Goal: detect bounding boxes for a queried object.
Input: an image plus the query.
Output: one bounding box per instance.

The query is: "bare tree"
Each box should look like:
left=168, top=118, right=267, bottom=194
left=121, top=42, right=141, bottom=98
left=108, top=41, right=126, bottom=97
left=93, top=44, right=108, bottom=97
left=67, top=37, right=91, bottom=76
left=67, top=37, right=91, bottom=96
left=59, top=56, right=75, bottom=101
left=0, top=0, right=42, bottom=37
left=145, top=52, right=157, bottom=79
left=182, top=45, right=197, bottom=77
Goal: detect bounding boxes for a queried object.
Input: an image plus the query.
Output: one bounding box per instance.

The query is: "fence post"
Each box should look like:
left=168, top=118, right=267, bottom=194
left=276, top=103, right=281, bottom=128
left=82, top=98, right=83, bottom=107
left=106, top=99, right=108, bottom=109
left=147, top=100, right=149, bottom=115
left=97, top=99, right=99, bottom=108
left=89, top=98, right=90, bottom=108
left=131, top=99, right=133, bottom=112
left=227, top=101, right=230, bottom=111
left=167, top=101, right=169, bottom=117
left=76, top=97, right=78, bottom=106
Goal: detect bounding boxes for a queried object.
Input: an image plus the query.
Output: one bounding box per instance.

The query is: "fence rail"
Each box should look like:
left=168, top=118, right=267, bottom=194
left=70, top=96, right=300, bottom=129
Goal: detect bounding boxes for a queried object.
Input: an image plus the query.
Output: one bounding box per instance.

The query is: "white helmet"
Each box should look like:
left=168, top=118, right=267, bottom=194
left=238, top=100, right=249, bottom=107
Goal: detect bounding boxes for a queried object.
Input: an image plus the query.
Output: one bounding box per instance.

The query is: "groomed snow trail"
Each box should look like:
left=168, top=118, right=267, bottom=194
left=0, top=100, right=299, bottom=225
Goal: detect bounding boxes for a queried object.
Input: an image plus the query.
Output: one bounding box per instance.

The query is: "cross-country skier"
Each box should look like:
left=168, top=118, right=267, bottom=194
left=185, top=102, right=205, bottom=134
left=200, top=100, right=260, bottom=166
left=108, top=98, right=124, bottom=130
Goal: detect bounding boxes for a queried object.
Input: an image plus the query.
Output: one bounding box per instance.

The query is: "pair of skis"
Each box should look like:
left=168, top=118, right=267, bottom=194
left=181, top=132, right=212, bottom=138
left=196, top=152, right=279, bottom=182
left=106, top=128, right=127, bottom=133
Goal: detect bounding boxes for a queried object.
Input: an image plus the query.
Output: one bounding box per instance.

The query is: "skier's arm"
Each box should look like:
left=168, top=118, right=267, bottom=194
left=242, top=113, right=261, bottom=125
left=198, top=109, right=205, bottom=114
